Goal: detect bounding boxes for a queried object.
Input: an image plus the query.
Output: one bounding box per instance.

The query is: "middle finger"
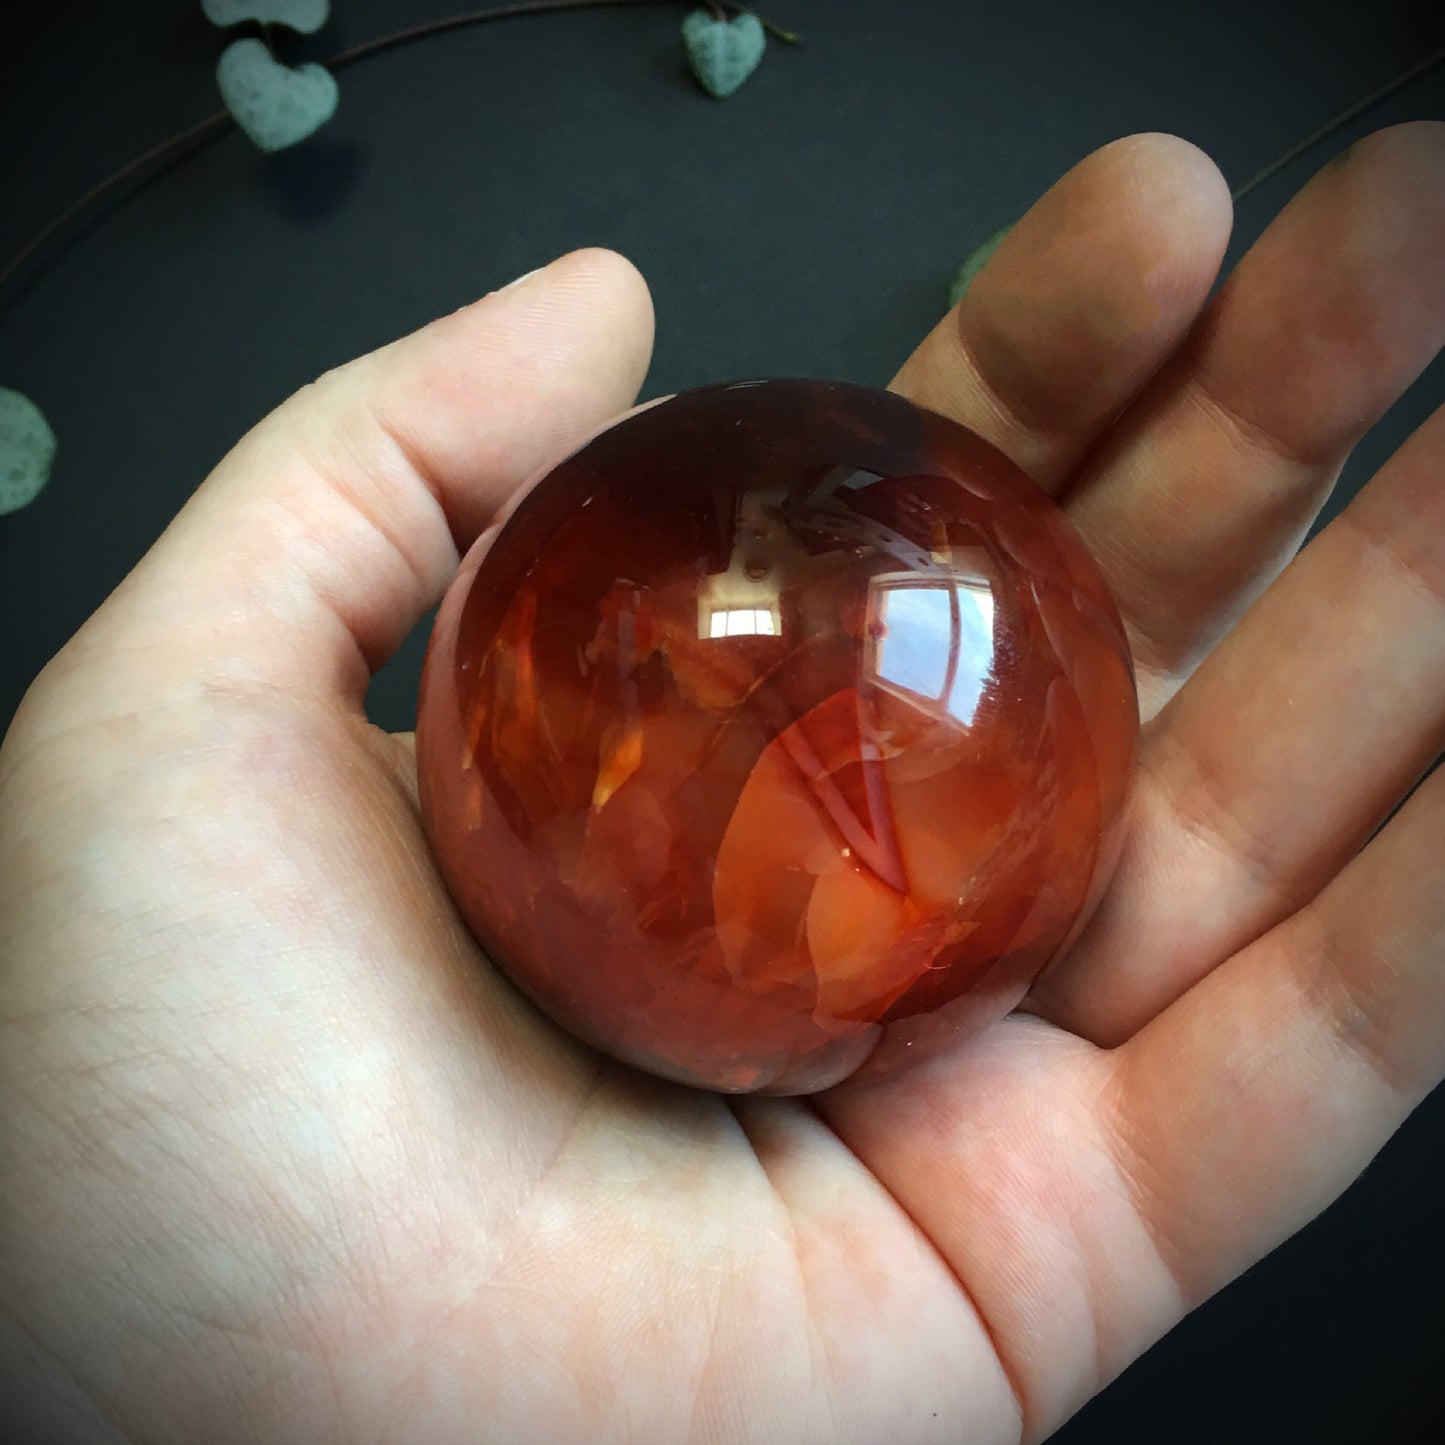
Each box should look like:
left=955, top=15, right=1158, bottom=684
left=1065, top=122, right=1445, bottom=717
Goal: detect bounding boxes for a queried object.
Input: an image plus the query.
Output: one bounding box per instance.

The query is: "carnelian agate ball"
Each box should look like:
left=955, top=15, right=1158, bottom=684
left=417, top=379, right=1137, bottom=1094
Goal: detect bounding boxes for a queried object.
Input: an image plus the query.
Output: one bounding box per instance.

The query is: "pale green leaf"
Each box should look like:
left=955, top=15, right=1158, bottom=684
left=682, top=10, right=767, bottom=99
left=217, top=39, right=338, bottom=152
left=948, top=224, right=1014, bottom=308
left=0, top=388, right=57, bottom=516
left=201, top=0, right=330, bottom=34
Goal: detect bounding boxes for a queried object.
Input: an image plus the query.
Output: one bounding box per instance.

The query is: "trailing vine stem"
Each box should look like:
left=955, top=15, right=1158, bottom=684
left=1227, top=42, right=1444, bottom=202
left=0, top=109, right=234, bottom=306
left=0, top=0, right=798, bottom=313
left=702, top=1, right=794, bottom=40
left=0, top=14, right=1439, bottom=319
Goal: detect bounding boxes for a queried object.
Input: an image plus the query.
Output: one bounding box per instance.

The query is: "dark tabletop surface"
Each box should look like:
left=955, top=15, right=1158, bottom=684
left=4, top=1, right=1444, bottom=1440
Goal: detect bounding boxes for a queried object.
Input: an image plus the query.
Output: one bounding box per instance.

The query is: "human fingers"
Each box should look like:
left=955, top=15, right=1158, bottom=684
left=1104, top=754, right=1445, bottom=1335
left=890, top=132, right=1231, bottom=493
left=1065, top=121, right=1445, bottom=715
left=1031, top=400, right=1445, bottom=1043
left=29, top=249, right=654, bottom=715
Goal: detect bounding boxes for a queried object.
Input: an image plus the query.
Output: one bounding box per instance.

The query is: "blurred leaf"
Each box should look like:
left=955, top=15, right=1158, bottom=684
left=682, top=9, right=767, bottom=99
left=201, top=0, right=330, bottom=34
left=217, top=39, right=338, bottom=152
left=948, top=224, right=1014, bottom=308
left=0, top=388, right=56, bottom=516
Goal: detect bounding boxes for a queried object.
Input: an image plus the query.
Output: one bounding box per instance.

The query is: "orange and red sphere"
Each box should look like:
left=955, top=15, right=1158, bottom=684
left=418, top=379, right=1136, bottom=1094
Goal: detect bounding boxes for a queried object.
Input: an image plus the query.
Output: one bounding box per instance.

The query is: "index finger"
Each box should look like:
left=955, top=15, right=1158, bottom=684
left=889, top=132, right=1231, bottom=491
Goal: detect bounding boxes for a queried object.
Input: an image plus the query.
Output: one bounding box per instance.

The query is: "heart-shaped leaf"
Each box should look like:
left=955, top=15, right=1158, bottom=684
left=201, top=0, right=330, bottom=34
left=682, top=9, right=767, bottom=99
left=217, top=39, right=338, bottom=152
left=948, top=224, right=1014, bottom=307
left=0, top=388, right=57, bottom=516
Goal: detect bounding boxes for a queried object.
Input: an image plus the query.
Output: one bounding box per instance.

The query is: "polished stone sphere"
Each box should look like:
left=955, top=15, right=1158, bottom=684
left=417, top=379, right=1137, bottom=1094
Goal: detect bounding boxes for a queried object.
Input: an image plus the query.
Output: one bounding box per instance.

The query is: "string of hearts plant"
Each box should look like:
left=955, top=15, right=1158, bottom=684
left=1, top=1, right=1441, bottom=515
left=0, top=0, right=797, bottom=515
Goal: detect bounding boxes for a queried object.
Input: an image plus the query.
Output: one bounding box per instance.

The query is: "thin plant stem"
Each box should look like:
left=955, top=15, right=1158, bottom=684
left=0, top=14, right=1438, bottom=314
left=753, top=14, right=799, bottom=43
left=327, top=0, right=679, bottom=70
left=0, top=109, right=231, bottom=301
left=0, top=0, right=685, bottom=315
left=1229, top=43, right=1445, bottom=202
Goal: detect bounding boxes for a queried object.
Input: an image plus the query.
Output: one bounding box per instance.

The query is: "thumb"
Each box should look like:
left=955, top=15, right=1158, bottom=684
left=54, top=248, right=655, bottom=709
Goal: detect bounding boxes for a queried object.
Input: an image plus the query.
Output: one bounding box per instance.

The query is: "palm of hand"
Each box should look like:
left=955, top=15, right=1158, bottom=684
left=2, top=129, right=1442, bottom=1445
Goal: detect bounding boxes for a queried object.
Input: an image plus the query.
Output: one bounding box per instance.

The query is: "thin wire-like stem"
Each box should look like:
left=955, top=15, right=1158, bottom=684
left=0, top=15, right=1438, bottom=313
left=328, top=0, right=677, bottom=71
left=1230, top=43, right=1445, bottom=202
left=755, top=15, right=800, bottom=43
left=0, top=0, right=685, bottom=314
left=0, top=109, right=230, bottom=299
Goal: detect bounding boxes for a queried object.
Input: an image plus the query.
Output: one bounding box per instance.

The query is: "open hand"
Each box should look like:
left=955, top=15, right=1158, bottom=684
left=2, top=125, right=1441, bottom=1444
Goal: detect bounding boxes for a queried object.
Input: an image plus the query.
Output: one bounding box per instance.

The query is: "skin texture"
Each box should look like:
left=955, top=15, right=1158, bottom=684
left=1, top=125, right=1442, bottom=1444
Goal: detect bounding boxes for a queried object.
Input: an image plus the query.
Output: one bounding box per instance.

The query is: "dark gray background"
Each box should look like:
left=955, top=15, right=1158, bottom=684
left=3, top=1, right=1443, bottom=1440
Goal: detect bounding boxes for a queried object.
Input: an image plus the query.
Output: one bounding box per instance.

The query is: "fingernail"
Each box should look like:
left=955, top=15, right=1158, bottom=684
left=499, top=264, right=549, bottom=292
